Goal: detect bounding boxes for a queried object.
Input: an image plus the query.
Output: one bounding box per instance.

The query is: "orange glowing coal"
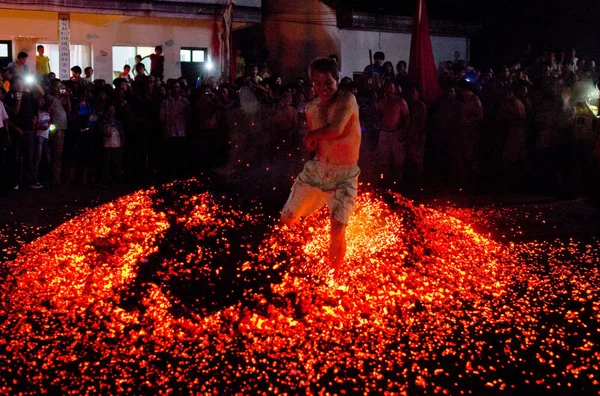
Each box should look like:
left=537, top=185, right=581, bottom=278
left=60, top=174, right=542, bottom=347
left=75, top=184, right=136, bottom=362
left=0, top=180, right=599, bottom=394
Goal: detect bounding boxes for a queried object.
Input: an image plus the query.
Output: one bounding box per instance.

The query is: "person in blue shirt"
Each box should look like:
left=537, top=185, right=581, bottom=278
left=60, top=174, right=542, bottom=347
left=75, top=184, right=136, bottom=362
left=364, top=51, right=385, bottom=76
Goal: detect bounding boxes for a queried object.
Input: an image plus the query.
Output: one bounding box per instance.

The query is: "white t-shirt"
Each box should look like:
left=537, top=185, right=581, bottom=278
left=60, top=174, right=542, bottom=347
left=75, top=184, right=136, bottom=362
left=0, top=101, right=8, bottom=129
left=36, top=111, right=51, bottom=139
left=102, top=119, right=122, bottom=148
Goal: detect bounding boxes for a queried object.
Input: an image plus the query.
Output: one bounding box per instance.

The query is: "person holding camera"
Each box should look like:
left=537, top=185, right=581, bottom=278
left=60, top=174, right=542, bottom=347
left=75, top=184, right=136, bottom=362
left=4, top=75, right=38, bottom=189
left=47, top=80, right=70, bottom=185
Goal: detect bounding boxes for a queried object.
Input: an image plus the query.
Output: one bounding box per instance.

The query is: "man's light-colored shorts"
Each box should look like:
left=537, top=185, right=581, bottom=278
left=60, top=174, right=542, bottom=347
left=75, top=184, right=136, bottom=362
left=281, top=160, right=360, bottom=225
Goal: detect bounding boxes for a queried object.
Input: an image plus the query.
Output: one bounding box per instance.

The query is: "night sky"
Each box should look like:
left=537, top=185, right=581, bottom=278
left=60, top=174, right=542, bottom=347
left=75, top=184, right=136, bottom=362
left=326, top=0, right=600, bottom=68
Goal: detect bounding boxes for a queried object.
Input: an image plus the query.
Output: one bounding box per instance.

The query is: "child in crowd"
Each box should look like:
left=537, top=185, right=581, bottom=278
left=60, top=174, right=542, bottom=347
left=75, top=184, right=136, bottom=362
left=100, top=104, right=124, bottom=184
left=32, top=96, right=52, bottom=188
left=142, top=46, right=164, bottom=80
left=70, top=89, right=97, bottom=185
left=119, top=65, right=132, bottom=84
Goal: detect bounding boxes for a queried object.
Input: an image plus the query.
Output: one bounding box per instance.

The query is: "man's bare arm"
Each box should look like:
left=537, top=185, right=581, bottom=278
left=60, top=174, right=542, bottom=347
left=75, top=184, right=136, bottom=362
left=399, top=99, right=410, bottom=131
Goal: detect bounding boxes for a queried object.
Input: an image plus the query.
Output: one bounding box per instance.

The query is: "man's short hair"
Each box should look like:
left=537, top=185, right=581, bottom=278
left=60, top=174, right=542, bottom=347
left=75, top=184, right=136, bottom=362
left=328, top=54, right=339, bottom=62
left=309, top=58, right=339, bottom=81
left=374, top=51, right=385, bottom=61
left=17, top=52, right=28, bottom=60
left=113, top=77, right=127, bottom=87
left=37, top=45, right=44, bottom=51
left=155, top=45, right=163, bottom=52
left=124, top=64, right=131, bottom=70
left=84, top=67, right=93, bottom=73
left=397, top=60, right=407, bottom=68
left=71, top=66, right=82, bottom=74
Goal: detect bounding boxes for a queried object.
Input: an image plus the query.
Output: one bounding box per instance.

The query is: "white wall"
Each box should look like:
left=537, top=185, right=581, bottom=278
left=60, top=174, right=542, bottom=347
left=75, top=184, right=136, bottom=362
left=0, top=9, right=214, bottom=82
left=430, top=35, right=469, bottom=67
left=340, top=30, right=467, bottom=78
left=340, top=30, right=411, bottom=79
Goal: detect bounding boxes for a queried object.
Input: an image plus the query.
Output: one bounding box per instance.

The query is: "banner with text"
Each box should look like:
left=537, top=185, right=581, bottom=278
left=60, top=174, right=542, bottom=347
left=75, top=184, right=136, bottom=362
left=58, top=13, right=70, bottom=80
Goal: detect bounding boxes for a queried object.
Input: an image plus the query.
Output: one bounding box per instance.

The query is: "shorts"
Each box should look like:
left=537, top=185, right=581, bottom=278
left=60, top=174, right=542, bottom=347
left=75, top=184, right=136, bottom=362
left=281, top=159, right=360, bottom=225
left=378, top=130, right=407, bottom=169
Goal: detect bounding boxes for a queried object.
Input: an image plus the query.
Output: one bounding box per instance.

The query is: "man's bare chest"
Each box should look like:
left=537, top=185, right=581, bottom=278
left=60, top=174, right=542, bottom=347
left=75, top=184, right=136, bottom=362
left=380, top=100, right=402, bottom=114
left=309, top=104, right=333, bottom=129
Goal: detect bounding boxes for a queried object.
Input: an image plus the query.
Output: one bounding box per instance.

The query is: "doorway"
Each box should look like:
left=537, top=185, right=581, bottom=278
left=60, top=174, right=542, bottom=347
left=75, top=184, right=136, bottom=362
left=180, top=47, right=208, bottom=88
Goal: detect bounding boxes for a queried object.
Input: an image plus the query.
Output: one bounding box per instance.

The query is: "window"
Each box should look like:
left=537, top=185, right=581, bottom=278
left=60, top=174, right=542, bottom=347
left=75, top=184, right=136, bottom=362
left=112, top=46, right=135, bottom=75
left=180, top=47, right=207, bottom=63
left=112, top=45, right=154, bottom=78
left=36, top=43, right=92, bottom=74
left=136, top=46, right=154, bottom=72
left=192, top=50, right=205, bottom=63
left=0, top=44, right=8, bottom=58
left=180, top=49, right=191, bottom=63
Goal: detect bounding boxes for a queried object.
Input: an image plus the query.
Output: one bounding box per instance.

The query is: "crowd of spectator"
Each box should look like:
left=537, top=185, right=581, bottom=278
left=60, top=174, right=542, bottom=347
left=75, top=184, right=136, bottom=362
left=0, top=45, right=599, bottom=200
left=430, top=46, right=600, bottom=196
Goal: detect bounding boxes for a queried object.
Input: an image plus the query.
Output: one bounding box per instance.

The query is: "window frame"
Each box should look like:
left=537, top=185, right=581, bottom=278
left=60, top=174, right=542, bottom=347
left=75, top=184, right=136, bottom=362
left=112, top=45, right=154, bottom=78
left=180, top=47, right=208, bottom=64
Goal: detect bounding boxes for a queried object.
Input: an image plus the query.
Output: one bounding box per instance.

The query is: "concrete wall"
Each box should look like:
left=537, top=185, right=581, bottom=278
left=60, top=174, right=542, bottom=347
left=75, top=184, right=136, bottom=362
left=339, top=30, right=411, bottom=79
left=263, top=0, right=341, bottom=80
left=0, top=9, right=214, bottom=82
left=339, top=29, right=468, bottom=78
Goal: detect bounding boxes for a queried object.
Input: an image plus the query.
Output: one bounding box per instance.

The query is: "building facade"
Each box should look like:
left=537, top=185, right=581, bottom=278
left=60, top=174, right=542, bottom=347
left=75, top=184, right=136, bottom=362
left=0, top=0, right=261, bottom=82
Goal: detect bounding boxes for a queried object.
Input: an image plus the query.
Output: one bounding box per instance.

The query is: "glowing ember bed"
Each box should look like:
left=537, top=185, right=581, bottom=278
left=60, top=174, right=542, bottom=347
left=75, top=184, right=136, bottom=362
left=1, top=179, right=599, bottom=394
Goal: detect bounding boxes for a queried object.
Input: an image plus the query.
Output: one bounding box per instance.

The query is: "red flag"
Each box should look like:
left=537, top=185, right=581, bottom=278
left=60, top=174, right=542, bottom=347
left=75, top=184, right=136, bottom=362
left=408, top=0, right=441, bottom=104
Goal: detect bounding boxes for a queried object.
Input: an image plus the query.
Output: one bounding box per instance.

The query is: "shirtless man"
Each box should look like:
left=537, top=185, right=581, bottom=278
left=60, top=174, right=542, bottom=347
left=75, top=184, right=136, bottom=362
left=280, top=58, right=361, bottom=276
left=377, top=81, right=409, bottom=186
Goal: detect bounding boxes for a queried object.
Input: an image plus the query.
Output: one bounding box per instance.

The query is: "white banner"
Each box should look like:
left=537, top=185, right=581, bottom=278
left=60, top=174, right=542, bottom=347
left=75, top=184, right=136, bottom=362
left=58, top=13, right=70, bottom=80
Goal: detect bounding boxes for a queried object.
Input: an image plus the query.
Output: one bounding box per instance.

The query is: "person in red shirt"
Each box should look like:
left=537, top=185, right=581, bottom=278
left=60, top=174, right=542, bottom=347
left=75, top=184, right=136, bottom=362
left=142, top=46, right=164, bottom=81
